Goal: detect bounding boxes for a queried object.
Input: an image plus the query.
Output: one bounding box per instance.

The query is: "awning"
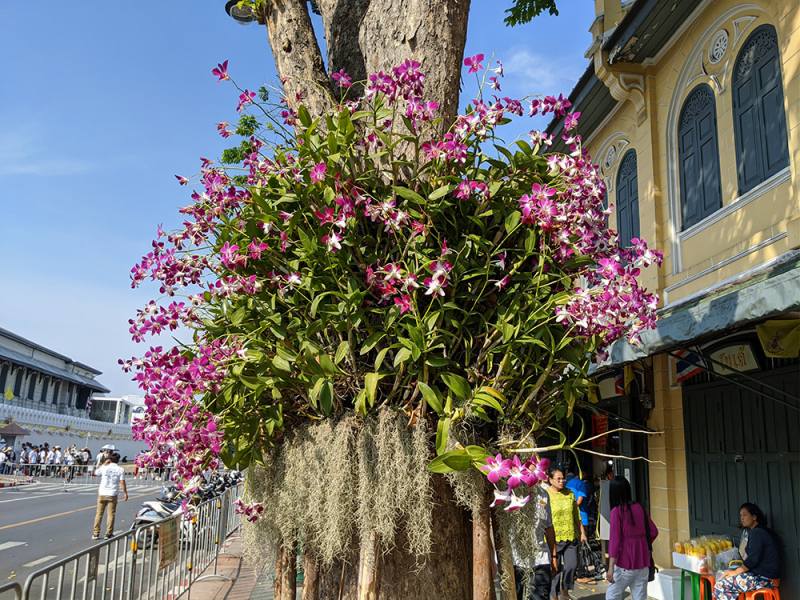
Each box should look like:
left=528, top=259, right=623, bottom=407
left=0, top=423, right=32, bottom=436
left=0, top=346, right=111, bottom=393
left=593, top=250, right=800, bottom=370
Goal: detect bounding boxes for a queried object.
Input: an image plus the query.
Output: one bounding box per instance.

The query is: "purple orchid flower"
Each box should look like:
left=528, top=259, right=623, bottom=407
left=479, top=453, right=512, bottom=484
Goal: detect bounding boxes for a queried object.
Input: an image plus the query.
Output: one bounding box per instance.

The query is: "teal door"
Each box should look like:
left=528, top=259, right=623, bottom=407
left=683, top=365, right=799, bottom=597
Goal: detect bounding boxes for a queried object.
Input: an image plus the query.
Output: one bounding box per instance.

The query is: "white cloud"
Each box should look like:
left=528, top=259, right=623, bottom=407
left=502, top=47, right=586, bottom=95
left=0, top=157, right=99, bottom=176
left=0, top=122, right=102, bottom=177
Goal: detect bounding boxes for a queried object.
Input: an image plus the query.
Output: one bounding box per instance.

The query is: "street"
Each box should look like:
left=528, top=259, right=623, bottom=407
left=0, top=480, right=163, bottom=584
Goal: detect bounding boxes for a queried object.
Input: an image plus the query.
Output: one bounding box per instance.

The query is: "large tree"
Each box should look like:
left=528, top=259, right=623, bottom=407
left=126, top=3, right=664, bottom=600
left=242, top=0, right=557, bottom=128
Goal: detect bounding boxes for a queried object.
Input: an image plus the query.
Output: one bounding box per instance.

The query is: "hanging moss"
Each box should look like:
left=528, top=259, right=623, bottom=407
left=242, top=409, right=435, bottom=569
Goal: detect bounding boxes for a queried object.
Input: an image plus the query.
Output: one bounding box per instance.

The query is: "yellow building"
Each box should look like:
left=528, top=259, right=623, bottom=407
left=548, top=0, right=799, bottom=595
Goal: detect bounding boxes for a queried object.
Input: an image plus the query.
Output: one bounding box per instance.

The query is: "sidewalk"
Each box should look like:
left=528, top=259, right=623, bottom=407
left=186, top=535, right=301, bottom=600
left=187, top=537, right=623, bottom=600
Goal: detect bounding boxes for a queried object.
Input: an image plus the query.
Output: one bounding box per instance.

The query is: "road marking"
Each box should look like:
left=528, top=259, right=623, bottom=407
left=0, top=541, right=26, bottom=551
left=0, top=491, right=158, bottom=531
left=23, top=555, right=58, bottom=567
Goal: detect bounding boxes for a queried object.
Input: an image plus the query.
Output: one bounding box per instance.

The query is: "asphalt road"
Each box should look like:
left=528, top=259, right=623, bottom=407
left=0, top=480, right=163, bottom=585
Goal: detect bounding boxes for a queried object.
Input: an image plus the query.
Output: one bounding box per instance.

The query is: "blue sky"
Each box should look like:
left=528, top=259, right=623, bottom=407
left=0, top=1, right=595, bottom=396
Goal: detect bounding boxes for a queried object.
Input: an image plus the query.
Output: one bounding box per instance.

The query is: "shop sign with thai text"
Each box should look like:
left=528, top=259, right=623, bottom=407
left=709, top=343, right=759, bottom=375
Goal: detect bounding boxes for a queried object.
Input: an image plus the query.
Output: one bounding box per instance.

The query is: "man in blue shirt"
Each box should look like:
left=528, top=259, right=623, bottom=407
left=566, top=467, right=594, bottom=583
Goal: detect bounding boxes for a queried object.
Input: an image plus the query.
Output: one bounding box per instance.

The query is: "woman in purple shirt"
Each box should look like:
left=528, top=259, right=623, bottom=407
left=605, top=477, right=658, bottom=600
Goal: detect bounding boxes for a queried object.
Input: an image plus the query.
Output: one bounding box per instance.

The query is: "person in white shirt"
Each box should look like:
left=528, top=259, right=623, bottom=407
left=28, top=448, right=38, bottom=476
left=0, top=449, right=6, bottom=475
left=93, top=452, right=128, bottom=539
left=64, top=450, right=76, bottom=481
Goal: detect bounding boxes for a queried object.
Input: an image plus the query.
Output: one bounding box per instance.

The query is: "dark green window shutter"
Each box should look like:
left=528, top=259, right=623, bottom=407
left=733, top=25, right=789, bottom=194
left=615, top=150, right=640, bottom=246
left=678, top=84, right=722, bottom=230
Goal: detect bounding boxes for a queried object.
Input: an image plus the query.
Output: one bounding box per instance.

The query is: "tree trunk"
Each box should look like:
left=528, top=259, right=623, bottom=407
left=274, top=543, right=298, bottom=600
left=302, top=545, right=320, bottom=600
left=315, top=475, right=473, bottom=599
left=357, top=532, right=380, bottom=600
left=357, top=0, right=471, bottom=133
left=258, top=0, right=471, bottom=131
left=258, top=0, right=333, bottom=118
left=473, top=485, right=494, bottom=600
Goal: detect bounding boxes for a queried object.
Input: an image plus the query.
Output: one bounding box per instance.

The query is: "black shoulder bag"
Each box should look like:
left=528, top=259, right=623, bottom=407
left=642, top=505, right=658, bottom=582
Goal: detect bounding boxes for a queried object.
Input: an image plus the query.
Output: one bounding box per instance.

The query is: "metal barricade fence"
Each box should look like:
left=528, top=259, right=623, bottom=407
left=18, top=483, right=244, bottom=600
left=0, top=464, right=198, bottom=488
left=0, top=582, right=22, bottom=600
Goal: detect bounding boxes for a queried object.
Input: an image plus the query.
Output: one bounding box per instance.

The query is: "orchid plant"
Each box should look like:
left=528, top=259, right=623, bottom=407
left=123, top=54, right=662, bottom=495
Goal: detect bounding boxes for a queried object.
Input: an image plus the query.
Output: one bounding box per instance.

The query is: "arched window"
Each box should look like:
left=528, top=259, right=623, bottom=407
left=615, top=150, right=639, bottom=247
left=678, top=84, right=722, bottom=229
left=732, top=25, right=789, bottom=194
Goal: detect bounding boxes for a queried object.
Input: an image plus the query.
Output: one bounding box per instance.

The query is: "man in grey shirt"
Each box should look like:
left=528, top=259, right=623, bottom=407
left=513, top=485, right=558, bottom=600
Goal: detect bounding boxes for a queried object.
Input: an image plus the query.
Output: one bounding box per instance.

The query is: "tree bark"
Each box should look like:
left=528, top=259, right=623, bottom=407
left=258, top=0, right=471, bottom=131
left=473, top=485, right=494, bottom=600
left=258, top=0, right=333, bottom=117
left=358, top=0, right=471, bottom=132
left=357, top=532, right=380, bottom=600
left=274, top=543, right=298, bottom=600
left=302, top=545, right=320, bottom=600
left=315, top=475, right=472, bottom=599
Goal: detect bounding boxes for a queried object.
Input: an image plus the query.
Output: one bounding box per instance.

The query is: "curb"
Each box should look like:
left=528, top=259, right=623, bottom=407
left=0, top=477, right=34, bottom=488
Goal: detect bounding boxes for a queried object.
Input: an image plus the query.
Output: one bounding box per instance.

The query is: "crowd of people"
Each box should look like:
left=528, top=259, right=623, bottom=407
left=0, top=442, right=128, bottom=477
left=511, top=463, right=783, bottom=600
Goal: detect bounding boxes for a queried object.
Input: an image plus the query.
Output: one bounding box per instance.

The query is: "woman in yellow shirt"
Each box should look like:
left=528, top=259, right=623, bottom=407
left=547, top=467, right=588, bottom=600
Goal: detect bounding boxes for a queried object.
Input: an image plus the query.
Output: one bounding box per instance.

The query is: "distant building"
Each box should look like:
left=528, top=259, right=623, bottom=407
left=0, top=327, right=140, bottom=456
left=89, top=395, right=145, bottom=425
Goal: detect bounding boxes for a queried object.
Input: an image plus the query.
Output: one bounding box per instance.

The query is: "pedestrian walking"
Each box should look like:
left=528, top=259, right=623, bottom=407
left=605, top=476, right=658, bottom=600
left=514, top=483, right=559, bottom=600
left=93, top=452, right=128, bottom=540
left=547, top=466, right=587, bottom=600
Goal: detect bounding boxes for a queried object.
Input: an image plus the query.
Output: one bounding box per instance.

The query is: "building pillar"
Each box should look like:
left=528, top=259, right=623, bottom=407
left=647, top=353, right=690, bottom=567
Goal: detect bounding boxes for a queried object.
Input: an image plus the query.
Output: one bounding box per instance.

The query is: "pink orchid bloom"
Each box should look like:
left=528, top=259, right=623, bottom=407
left=237, top=89, right=256, bottom=112
left=247, top=239, right=268, bottom=259
left=489, top=76, right=501, bottom=91
left=411, top=221, right=427, bottom=237
left=332, top=69, right=352, bottom=88
left=493, top=253, right=507, bottom=271
left=506, top=455, right=530, bottom=490
left=322, top=231, right=342, bottom=253
left=494, top=275, right=511, bottom=290
left=285, top=272, right=302, bottom=286
left=479, top=454, right=511, bottom=484
left=505, top=493, right=530, bottom=512
left=393, top=294, right=413, bottom=314
left=526, top=457, right=549, bottom=483
left=564, top=112, right=581, bottom=131
left=464, top=54, right=485, bottom=74
left=175, top=175, right=188, bottom=186
left=490, top=488, right=513, bottom=508
left=212, top=60, right=229, bottom=83
left=423, top=274, right=447, bottom=298
left=493, top=60, right=504, bottom=77
left=310, top=162, right=327, bottom=183
left=429, top=260, right=453, bottom=280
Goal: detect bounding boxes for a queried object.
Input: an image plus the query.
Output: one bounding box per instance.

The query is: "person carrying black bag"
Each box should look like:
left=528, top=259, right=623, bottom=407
left=605, top=477, right=658, bottom=600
